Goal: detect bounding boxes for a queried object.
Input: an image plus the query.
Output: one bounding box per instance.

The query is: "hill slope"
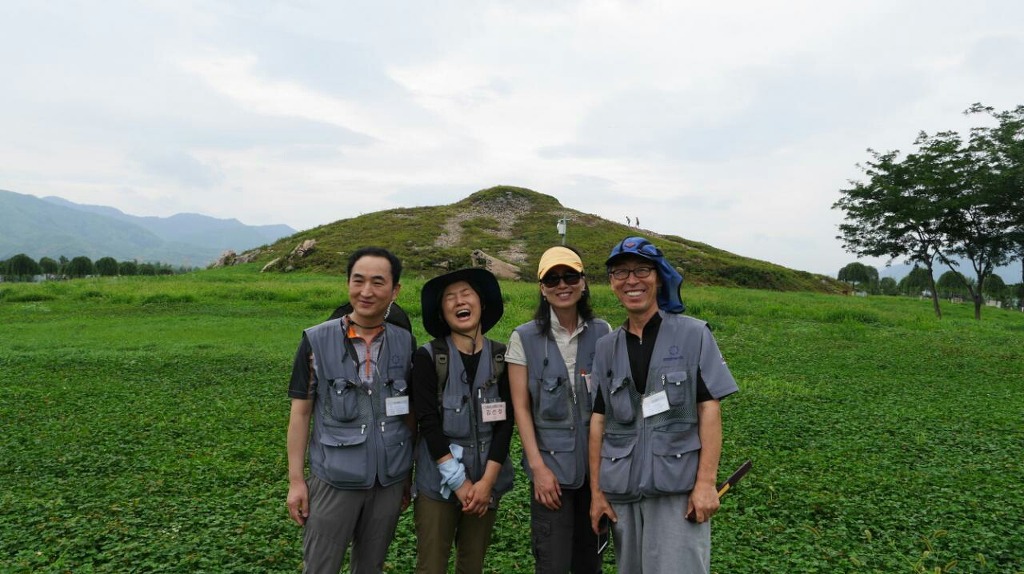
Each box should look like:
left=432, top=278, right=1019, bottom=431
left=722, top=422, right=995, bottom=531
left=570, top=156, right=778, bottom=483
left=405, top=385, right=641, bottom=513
left=238, top=186, right=843, bottom=292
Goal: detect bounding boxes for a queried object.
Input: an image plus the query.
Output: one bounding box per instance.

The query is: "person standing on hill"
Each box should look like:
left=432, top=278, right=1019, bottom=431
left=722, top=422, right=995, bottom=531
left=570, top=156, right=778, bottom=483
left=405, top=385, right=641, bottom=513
left=286, top=246, right=417, bottom=574
left=412, top=267, right=516, bottom=574
left=588, top=237, right=739, bottom=574
left=507, top=246, right=611, bottom=573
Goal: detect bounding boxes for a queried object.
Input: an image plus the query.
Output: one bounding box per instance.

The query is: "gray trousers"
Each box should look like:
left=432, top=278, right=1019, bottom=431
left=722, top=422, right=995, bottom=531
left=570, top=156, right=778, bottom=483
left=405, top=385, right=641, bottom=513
left=530, top=481, right=602, bottom=574
left=303, top=475, right=406, bottom=574
left=610, top=493, right=710, bottom=574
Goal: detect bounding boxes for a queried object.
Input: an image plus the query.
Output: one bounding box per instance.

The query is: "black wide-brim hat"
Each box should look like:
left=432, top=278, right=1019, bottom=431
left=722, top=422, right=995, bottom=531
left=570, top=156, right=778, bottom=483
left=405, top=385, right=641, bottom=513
left=421, top=267, right=504, bottom=340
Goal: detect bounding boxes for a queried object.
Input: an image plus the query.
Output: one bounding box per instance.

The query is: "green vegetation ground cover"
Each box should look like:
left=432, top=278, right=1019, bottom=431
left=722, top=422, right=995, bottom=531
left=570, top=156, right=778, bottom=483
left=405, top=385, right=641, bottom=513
left=1, top=270, right=1021, bottom=573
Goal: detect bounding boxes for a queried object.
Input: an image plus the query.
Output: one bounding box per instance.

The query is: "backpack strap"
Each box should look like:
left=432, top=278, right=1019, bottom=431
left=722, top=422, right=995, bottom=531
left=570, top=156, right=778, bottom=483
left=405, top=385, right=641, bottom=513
left=489, top=341, right=506, bottom=389
left=430, top=338, right=449, bottom=409
left=431, top=339, right=506, bottom=403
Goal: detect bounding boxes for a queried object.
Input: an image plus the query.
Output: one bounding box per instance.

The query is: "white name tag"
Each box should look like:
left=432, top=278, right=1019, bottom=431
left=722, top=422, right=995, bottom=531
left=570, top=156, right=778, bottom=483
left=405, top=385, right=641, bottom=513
left=642, top=391, right=670, bottom=418
left=386, top=396, right=409, bottom=417
left=481, top=400, right=507, bottom=423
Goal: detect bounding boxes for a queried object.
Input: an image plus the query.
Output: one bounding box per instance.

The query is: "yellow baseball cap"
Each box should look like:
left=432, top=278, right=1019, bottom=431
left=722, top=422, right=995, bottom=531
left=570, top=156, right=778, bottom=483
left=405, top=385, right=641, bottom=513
left=537, top=246, right=584, bottom=280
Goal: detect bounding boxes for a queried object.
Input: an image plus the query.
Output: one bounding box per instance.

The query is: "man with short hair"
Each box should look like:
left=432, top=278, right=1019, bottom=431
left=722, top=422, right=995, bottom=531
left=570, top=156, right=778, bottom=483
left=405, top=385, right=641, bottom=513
left=286, top=247, right=416, bottom=573
left=588, top=237, right=739, bottom=574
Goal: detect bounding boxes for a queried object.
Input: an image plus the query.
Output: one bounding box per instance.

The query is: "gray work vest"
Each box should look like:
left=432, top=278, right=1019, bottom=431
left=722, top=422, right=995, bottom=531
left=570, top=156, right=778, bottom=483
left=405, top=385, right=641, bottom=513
left=514, top=318, right=610, bottom=488
left=594, top=312, right=736, bottom=503
left=415, top=336, right=515, bottom=505
left=305, top=319, right=414, bottom=490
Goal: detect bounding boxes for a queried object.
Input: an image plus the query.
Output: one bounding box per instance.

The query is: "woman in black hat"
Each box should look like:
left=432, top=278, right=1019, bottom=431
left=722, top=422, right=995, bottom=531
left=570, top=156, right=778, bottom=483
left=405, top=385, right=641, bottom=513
left=411, top=268, right=515, bottom=574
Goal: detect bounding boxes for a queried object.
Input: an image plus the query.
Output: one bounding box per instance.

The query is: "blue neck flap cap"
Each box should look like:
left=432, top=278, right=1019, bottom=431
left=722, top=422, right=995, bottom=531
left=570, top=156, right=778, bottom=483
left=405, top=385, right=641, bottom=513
left=605, top=236, right=685, bottom=314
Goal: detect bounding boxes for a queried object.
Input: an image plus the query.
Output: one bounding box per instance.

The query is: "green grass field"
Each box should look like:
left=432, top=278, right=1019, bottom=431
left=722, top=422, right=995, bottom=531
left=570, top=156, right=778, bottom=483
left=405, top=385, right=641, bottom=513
left=2, top=267, right=1022, bottom=573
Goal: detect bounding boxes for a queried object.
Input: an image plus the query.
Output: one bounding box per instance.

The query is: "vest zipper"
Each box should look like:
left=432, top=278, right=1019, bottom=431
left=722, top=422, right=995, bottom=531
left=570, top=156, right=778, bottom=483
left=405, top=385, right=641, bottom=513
left=469, top=387, right=481, bottom=480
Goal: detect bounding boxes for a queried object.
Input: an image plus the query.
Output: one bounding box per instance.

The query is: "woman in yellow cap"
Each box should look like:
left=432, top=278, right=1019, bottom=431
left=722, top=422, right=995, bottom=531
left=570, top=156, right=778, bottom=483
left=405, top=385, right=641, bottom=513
left=506, top=246, right=612, bottom=573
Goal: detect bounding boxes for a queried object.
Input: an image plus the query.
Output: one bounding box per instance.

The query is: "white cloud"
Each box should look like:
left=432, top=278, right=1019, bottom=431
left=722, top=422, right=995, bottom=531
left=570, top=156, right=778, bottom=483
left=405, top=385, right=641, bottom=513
left=2, top=0, right=1023, bottom=275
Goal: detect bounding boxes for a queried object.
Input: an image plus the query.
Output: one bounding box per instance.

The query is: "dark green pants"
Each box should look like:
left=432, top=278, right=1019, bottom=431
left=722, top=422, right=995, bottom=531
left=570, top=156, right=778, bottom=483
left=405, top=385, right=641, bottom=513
left=413, top=494, right=498, bottom=574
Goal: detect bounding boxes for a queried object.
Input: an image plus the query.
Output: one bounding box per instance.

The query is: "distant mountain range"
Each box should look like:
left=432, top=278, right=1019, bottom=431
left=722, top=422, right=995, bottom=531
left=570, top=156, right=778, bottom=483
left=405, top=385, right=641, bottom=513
left=0, top=189, right=296, bottom=266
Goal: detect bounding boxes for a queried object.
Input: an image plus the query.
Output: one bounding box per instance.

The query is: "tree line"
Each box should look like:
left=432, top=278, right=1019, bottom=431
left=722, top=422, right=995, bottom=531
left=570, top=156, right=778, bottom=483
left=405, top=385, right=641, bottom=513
left=837, top=261, right=1021, bottom=309
left=834, top=103, right=1024, bottom=319
left=0, top=253, right=196, bottom=282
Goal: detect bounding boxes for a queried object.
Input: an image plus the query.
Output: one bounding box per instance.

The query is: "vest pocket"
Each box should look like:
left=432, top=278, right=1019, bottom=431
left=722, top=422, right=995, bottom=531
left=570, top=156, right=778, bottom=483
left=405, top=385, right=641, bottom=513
left=441, top=393, right=472, bottom=438
left=663, top=371, right=696, bottom=414
left=536, top=428, right=576, bottom=485
left=650, top=426, right=701, bottom=494
left=599, top=433, right=637, bottom=495
left=388, top=378, right=409, bottom=396
left=608, top=377, right=635, bottom=424
left=538, top=377, right=568, bottom=421
left=326, top=379, right=361, bottom=422
left=320, top=424, right=370, bottom=487
left=382, top=424, right=413, bottom=481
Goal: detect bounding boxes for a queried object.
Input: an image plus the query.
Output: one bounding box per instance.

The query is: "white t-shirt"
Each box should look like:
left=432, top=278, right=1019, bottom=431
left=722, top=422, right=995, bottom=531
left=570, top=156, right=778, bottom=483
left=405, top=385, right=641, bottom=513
left=506, top=309, right=588, bottom=385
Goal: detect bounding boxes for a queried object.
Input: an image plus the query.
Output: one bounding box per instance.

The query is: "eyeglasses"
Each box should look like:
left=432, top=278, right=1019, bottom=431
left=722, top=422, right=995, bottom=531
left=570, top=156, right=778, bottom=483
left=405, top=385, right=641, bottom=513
left=540, top=271, right=584, bottom=288
left=608, top=266, right=655, bottom=281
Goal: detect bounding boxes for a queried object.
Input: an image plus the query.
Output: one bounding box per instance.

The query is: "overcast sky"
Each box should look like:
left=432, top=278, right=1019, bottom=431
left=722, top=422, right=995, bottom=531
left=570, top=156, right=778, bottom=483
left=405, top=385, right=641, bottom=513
left=2, top=1, right=1023, bottom=277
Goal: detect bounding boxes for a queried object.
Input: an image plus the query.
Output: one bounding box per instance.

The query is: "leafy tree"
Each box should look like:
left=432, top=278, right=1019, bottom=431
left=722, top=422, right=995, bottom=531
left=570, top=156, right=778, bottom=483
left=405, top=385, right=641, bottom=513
left=971, top=104, right=1024, bottom=245
left=39, top=257, right=59, bottom=277
left=834, top=140, right=950, bottom=317
left=936, top=270, right=971, bottom=300
left=65, top=256, right=94, bottom=278
left=119, top=260, right=139, bottom=276
left=898, top=265, right=934, bottom=296
left=5, top=253, right=41, bottom=281
left=983, top=273, right=1007, bottom=300
left=837, top=262, right=878, bottom=292
left=925, top=105, right=1021, bottom=319
left=1014, top=249, right=1024, bottom=306
left=95, top=257, right=119, bottom=277
left=865, top=265, right=879, bottom=294
left=138, top=263, right=157, bottom=276
left=879, top=276, right=899, bottom=295
left=836, top=104, right=1024, bottom=320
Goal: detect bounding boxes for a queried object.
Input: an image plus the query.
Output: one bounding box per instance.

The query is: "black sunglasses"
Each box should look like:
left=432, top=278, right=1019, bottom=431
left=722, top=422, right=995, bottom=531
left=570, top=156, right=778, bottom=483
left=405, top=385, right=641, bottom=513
left=541, top=271, right=584, bottom=288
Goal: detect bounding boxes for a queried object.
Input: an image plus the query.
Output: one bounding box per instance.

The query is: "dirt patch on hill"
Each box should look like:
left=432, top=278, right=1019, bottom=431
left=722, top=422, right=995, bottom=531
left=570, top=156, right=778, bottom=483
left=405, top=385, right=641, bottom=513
left=434, top=194, right=531, bottom=257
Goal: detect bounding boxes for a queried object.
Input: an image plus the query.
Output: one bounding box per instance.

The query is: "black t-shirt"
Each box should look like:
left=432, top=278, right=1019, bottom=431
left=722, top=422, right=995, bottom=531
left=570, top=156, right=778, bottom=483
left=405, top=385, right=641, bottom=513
left=592, top=313, right=712, bottom=414
left=288, top=334, right=316, bottom=399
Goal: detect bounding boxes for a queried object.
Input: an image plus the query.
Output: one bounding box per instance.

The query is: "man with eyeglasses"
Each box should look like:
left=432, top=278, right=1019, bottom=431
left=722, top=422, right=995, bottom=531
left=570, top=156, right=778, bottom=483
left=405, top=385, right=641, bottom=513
left=588, top=237, right=739, bottom=574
